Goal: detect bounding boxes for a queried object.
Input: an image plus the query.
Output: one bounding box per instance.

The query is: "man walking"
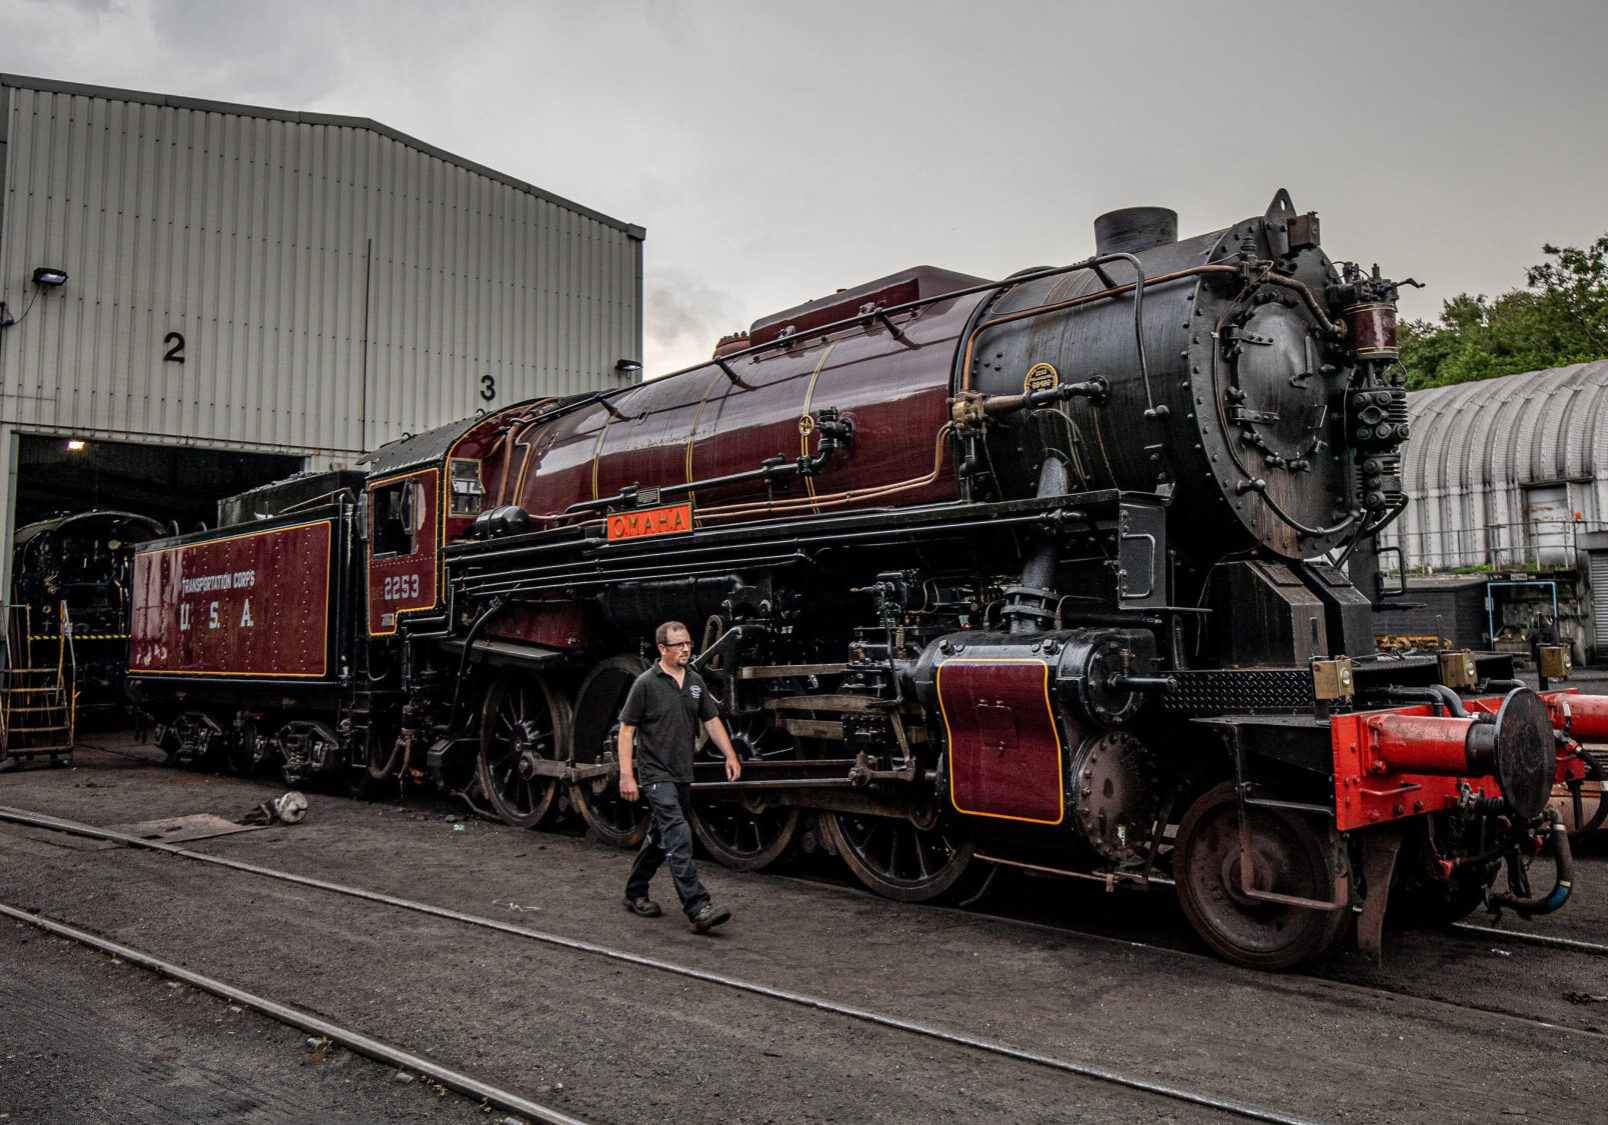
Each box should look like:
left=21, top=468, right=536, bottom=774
left=618, top=621, right=742, bottom=932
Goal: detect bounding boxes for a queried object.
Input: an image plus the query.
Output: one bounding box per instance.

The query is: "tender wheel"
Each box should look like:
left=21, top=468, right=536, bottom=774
left=821, top=810, right=976, bottom=903
left=1173, top=782, right=1348, bottom=970
left=274, top=720, right=343, bottom=789
left=477, top=675, right=572, bottom=828
left=224, top=722, right=268, bottom=778
left=570, top=655, right=651, bottom=848
left=689, top=715, right=803, bottom=871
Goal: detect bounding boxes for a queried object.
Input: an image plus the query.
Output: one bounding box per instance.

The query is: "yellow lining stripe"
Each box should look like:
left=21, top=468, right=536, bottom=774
left=135, top=517, right=334, bottom=557
left=366, top=468, right=439, bottom=637
left=798, top=341, right=839, bottom=515
left=134, top=521, right=333, bottom=678
left=684, top=369, right=727, bottom=511
left=936, top=658, right=1065, bottom=825
left=590, top=386, right=645, bottom=501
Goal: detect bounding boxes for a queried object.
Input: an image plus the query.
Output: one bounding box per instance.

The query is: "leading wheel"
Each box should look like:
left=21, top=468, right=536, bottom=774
left=477, top=674, right=571, bottom=829
left=689, top=714, right=803, bottom=871
left=1173, top=782, right=1348, bottom=970
left=570, top=655, right=651, bottom=848
left=821, top=810, right=976, bottom=903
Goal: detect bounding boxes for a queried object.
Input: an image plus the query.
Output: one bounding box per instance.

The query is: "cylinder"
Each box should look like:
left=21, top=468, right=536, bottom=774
left=1559, top=693, right=1608, bottom=742
left=1366, top=713, right=1481, bottom=776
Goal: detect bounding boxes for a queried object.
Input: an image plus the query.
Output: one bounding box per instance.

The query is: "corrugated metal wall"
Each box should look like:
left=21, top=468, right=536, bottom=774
left=0, top=77, right=644, bottom=462
left=1385, top=359, right=1608, bottom=570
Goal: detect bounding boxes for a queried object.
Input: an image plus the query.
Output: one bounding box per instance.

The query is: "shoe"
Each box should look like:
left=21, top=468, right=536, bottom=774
left=690, top=903, right=731, bottom=933
left=623, top=895, right=662, bottom=918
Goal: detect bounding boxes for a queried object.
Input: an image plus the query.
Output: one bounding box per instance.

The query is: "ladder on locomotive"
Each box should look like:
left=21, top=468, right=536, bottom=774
left=0, top=601, right=78, bottom=767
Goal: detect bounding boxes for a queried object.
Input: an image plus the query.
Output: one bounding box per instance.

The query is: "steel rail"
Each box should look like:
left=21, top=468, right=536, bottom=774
left=0, top=900, right=590, bottom=1125
left=0, top=804, right=1312, bottom=1125
left=1451, top=922, right=1608, bottom=957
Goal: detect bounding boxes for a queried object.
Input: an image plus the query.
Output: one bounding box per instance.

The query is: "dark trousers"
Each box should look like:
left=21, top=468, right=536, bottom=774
left=625, top=781, right=710, bottom=919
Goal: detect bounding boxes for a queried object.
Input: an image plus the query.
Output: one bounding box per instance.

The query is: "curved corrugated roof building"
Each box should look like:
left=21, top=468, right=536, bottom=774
left=1389, top=359, right=1608, bottom=569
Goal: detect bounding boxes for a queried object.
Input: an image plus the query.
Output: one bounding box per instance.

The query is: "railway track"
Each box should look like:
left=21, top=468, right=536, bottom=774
left=0, top=802, right=1328, bottom=1125
left=779, top=858, right=1608, bottom=969
left=959, top=871, right=1608, bottom=962
left=0, top=900, right=584, bottom=1125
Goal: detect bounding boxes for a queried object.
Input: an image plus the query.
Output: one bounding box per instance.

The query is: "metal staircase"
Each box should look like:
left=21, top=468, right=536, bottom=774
left=0, top=602, right=78, bottom=768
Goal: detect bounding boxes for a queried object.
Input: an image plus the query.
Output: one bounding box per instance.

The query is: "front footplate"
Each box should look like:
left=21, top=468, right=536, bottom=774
left=1330, top=687, right=1554, bottom=830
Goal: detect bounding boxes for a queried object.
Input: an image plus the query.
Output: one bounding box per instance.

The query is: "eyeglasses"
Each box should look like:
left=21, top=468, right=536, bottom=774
left=659, top=640, right=693, bottom=650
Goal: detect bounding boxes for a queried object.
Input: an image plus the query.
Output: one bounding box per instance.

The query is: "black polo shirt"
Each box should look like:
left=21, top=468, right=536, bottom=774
left=619, top=664, right=719, bottom=785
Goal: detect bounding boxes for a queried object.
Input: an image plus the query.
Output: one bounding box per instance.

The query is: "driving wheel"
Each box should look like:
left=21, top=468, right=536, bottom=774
left=689, top=714, right=804, bottom=871
left=477, top=674, right=571, bottom=828
left=821, top=810, right=976, bottom=903
left=570, top=654, right=651, bottom=848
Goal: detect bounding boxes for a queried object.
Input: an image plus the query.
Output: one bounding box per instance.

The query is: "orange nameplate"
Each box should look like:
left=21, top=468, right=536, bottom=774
left=607, top=502, right=694, bottom=541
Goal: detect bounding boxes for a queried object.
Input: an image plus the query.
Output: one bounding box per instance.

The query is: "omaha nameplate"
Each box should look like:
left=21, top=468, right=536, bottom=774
left=607, top=501, right=693, bottom=541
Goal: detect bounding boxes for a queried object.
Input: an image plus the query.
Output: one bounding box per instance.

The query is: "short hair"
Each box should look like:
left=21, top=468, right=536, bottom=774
left=655, top=621, right=689, bottom=646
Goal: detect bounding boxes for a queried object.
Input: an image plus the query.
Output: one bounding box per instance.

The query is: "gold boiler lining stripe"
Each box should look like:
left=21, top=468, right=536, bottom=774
left=798, top=341, right=840, bottom=516
left=536, top=424, right=954, bottom=532
left=684, top=369, right=728, bottom=508
left=695, top=423, right=953, bottom=522
left=509, top=420, right=545, bottom=509
left=591, top=386, right=646, bottom=501
left=480, top=400, right=553, bottom=507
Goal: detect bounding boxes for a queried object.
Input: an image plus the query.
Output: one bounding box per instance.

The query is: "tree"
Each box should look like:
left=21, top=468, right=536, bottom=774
left=1399, top=233, right=1608, bottom=390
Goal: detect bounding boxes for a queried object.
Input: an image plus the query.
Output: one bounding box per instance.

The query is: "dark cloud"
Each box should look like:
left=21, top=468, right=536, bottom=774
left=1, top=0, right=1603, bottom=375
left=644, top=270, right=743, bottom=376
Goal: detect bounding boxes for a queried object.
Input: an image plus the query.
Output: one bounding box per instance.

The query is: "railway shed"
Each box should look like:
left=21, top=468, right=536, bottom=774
left=1382, top=359, right=1608, bottom=662
left=0, top=73, right=644, bottom=596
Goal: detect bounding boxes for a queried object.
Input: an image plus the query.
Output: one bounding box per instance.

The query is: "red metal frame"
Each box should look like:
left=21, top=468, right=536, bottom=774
left=1332, top=690, right=1589, bottom=831
left=1330, top=704, right=1491, bottom=832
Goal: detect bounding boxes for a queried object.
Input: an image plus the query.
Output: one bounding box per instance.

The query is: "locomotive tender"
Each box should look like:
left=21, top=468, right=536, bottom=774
left=129, top=191, right=1591, bottom=969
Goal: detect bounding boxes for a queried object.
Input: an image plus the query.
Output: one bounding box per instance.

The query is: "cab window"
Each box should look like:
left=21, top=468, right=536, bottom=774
left=448, top=460, right=484, bottom=517
left=372, top=480, right=422, bottom=557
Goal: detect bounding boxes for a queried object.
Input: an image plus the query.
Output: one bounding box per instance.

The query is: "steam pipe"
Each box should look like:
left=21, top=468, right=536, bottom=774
left=1488, top=808, right=1574, bottom=918
left=1003, top=453, right=1069, bottom=635
left=1385, top=684, right=1470, bottom=718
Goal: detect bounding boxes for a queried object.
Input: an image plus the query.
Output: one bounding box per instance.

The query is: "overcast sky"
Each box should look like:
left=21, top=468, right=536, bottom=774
left=3, top=0, right=1604, bottom=378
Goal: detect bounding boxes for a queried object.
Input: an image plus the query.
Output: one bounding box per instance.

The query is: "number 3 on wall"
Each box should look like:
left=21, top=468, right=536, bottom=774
left=164, top=332, right=186, bottom=363
left=480, top=374, right=495, bottom=402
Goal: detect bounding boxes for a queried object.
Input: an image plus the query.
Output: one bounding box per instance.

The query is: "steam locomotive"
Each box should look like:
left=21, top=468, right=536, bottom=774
left=127, top=191, right=1592, bottom=969
left=9, top=510, right=166, bottom=716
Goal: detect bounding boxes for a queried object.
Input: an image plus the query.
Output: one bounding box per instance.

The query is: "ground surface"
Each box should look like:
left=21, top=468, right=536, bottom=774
left=1, top=723, right=1605, bottom=1124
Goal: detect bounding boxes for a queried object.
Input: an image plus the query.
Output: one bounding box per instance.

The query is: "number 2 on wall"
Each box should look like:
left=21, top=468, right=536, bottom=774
left=164, top=332, right=186, bottom=363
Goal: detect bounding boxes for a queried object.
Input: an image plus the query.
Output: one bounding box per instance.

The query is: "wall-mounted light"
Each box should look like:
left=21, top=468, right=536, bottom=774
left=66, top=439, right=85, bottom=451
left=31, top=267, right=68, bottom=287
left=615, top=359, right=643, bottom=374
